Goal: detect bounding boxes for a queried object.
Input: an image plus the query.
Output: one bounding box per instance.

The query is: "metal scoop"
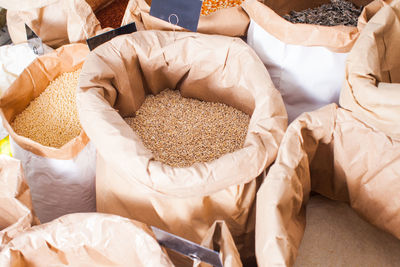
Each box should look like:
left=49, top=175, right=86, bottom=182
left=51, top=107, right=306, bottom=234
left=151, top=226, right=223, bottom=267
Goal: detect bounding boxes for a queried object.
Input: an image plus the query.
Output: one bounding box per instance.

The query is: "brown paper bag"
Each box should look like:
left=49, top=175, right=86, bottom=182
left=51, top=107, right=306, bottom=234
left=0, top=213, right=174, bottom=266
left=165, top=220, right=243, bottom=267
left=0, top=44, right=96, bottom=223
left=243, top=0, right=389, bottom=122
left=256, top=104, right=400, bottom=266
left=0, top=155, right=37, bottom=250
left=77, top=30, right=287, bottom=264
left=195, top=221, right=243, bottom=267
left=121, top=0, right=250, bottom=36
left=2, top=0, right=105, bottom=48
left=340, top=0, right=400, bottom=139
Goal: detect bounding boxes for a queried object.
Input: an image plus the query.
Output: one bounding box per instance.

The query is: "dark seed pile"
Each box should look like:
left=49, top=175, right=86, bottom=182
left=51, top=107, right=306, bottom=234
left=124, top=89, right=250, bottom=168
left=282, top=0, right=363, bottom=26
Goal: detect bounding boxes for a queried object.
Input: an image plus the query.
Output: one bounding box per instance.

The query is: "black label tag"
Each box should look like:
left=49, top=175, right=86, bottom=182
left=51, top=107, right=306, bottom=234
left=86, top=22, right=137, bottom=51
left=150, top=0, right=203, bottom=32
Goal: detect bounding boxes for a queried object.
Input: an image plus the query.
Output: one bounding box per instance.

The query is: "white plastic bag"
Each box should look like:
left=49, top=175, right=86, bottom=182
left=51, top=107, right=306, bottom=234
left=247, top=20, right=348, bottom=122
left=10, top=138, right=96, bottom=223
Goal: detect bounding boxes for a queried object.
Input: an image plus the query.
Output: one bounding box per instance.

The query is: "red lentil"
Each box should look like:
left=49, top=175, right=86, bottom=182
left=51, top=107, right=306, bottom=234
left=201, top=0, right=244, bottom=16
left=95, top=0, right=129, bottom=28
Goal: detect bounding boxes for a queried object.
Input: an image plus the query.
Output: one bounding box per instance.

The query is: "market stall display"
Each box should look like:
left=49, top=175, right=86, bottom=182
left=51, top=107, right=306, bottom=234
left=0, top=0, right=398, bottom=264
left=0, top=44, right=96, bottom=223
left=121, top=0, right=388, bottom=122
left=77, top=30, right=286, bottom=265
left=0, top=155, right=37, bottom=250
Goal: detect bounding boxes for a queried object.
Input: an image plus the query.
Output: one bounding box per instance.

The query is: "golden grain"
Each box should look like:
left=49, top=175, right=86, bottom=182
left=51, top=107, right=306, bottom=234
left=11, top=69, right=82, bottom=148
left=201, top=0, right=244, bottom=16
left=124, top=89, right=249, bottom=167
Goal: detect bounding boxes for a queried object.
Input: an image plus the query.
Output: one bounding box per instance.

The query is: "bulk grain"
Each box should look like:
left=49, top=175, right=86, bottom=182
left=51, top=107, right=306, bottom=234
left=11, top=70, right=81, bottom=148
left=124, top=89, right=249, bottom=167
left=282, top=0, right=363, bottom=26
left=95, top=0, right=129, bottom=28
left=0, top=44, right=96, bottom=223
left=201, top=0, right=244, bottom=16
left=77, top=31, right=287, bottom=265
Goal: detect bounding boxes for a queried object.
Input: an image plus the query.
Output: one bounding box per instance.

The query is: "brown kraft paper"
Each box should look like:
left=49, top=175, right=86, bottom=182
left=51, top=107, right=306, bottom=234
left=195, top=221, right=243, bottom=267
left=2, top=0, right=111, bottom=48
left=166, top=220, right=243, bottom=267
left=0, top=213, right=174, bottom=266
left=77, top=30, right=287, bottom=264
left=256, top=104, right=400, bottom=266
left=0, top=43, right=90, bottom=160
left=340, top=0, right=400, bottom=139
left=0, top=156, right=38, bottom=250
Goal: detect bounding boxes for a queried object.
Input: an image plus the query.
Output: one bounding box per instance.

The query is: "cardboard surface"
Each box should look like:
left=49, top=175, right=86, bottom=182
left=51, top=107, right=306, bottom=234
left=295, top=196, right=400, bottom=267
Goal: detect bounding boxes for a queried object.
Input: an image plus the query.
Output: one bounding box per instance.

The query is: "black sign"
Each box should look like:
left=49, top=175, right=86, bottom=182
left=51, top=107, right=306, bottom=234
left=86, top=22, right=137, bottom=51
left=150, top=0, right=203, bottom=32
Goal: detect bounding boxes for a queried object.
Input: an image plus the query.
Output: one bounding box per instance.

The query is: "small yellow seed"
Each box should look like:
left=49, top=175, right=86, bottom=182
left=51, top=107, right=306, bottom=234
left=201, top=0, right=244, bottom=16
left=11, top=69, right=82, bottom=148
